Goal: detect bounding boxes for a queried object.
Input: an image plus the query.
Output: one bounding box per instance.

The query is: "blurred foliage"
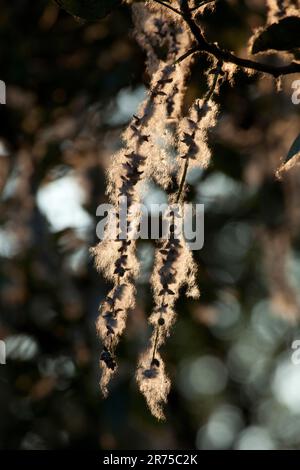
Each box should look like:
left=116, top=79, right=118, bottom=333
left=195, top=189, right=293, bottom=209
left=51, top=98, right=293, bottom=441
left=251, top=15, right=300, bottom=54
left=285, top=132, right=300, bottom=163
left=1, top=0, right=300, bottom=450
left=54, top=0, right=121, bottom=21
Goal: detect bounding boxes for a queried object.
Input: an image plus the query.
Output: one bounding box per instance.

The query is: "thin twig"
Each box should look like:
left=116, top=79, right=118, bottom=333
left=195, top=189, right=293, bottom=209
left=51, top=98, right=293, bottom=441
left=151, top=327, right=160, bottom=363
left=153, top=0, right=182, bottom=15
left=174, top=46, right=199, bottom=65
left=176, top=158, right=190, bottom=203
left=151, top=293, right=166, bottom=363
left=176, top=66, right=220, bottom=203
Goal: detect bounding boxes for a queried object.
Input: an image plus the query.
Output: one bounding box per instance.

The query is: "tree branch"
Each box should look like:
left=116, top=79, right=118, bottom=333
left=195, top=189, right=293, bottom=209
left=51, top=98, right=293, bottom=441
left=173, top=0, right=300, bottom=78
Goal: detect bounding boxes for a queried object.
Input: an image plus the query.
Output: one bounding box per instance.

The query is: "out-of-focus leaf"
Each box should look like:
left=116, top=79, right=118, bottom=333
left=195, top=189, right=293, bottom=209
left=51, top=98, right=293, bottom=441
left=276, top=133, right=300, bottom=178
left=285, top=133, right=300, bottom=163
left=251, top=16, right=300, bottom=54
left=54, top=0, right=121, bottom=21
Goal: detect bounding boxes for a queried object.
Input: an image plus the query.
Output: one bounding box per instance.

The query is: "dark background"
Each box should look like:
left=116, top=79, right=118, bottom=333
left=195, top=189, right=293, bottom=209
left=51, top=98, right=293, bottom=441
left=1, top=0, right=300, bottom=450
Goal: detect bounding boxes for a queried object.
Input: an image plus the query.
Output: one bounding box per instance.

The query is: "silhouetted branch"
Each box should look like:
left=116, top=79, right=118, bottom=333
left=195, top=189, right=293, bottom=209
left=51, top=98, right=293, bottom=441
left=157, top=0, right=300, bottom=78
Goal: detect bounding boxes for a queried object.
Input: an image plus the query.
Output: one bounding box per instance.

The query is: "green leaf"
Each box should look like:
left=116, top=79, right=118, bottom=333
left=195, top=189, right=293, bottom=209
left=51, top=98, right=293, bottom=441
left=54, top=0, right=121, bottom=21
left=285, top=133, right=300, bottom=163
left=251, top=16, right=300, bottom=54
